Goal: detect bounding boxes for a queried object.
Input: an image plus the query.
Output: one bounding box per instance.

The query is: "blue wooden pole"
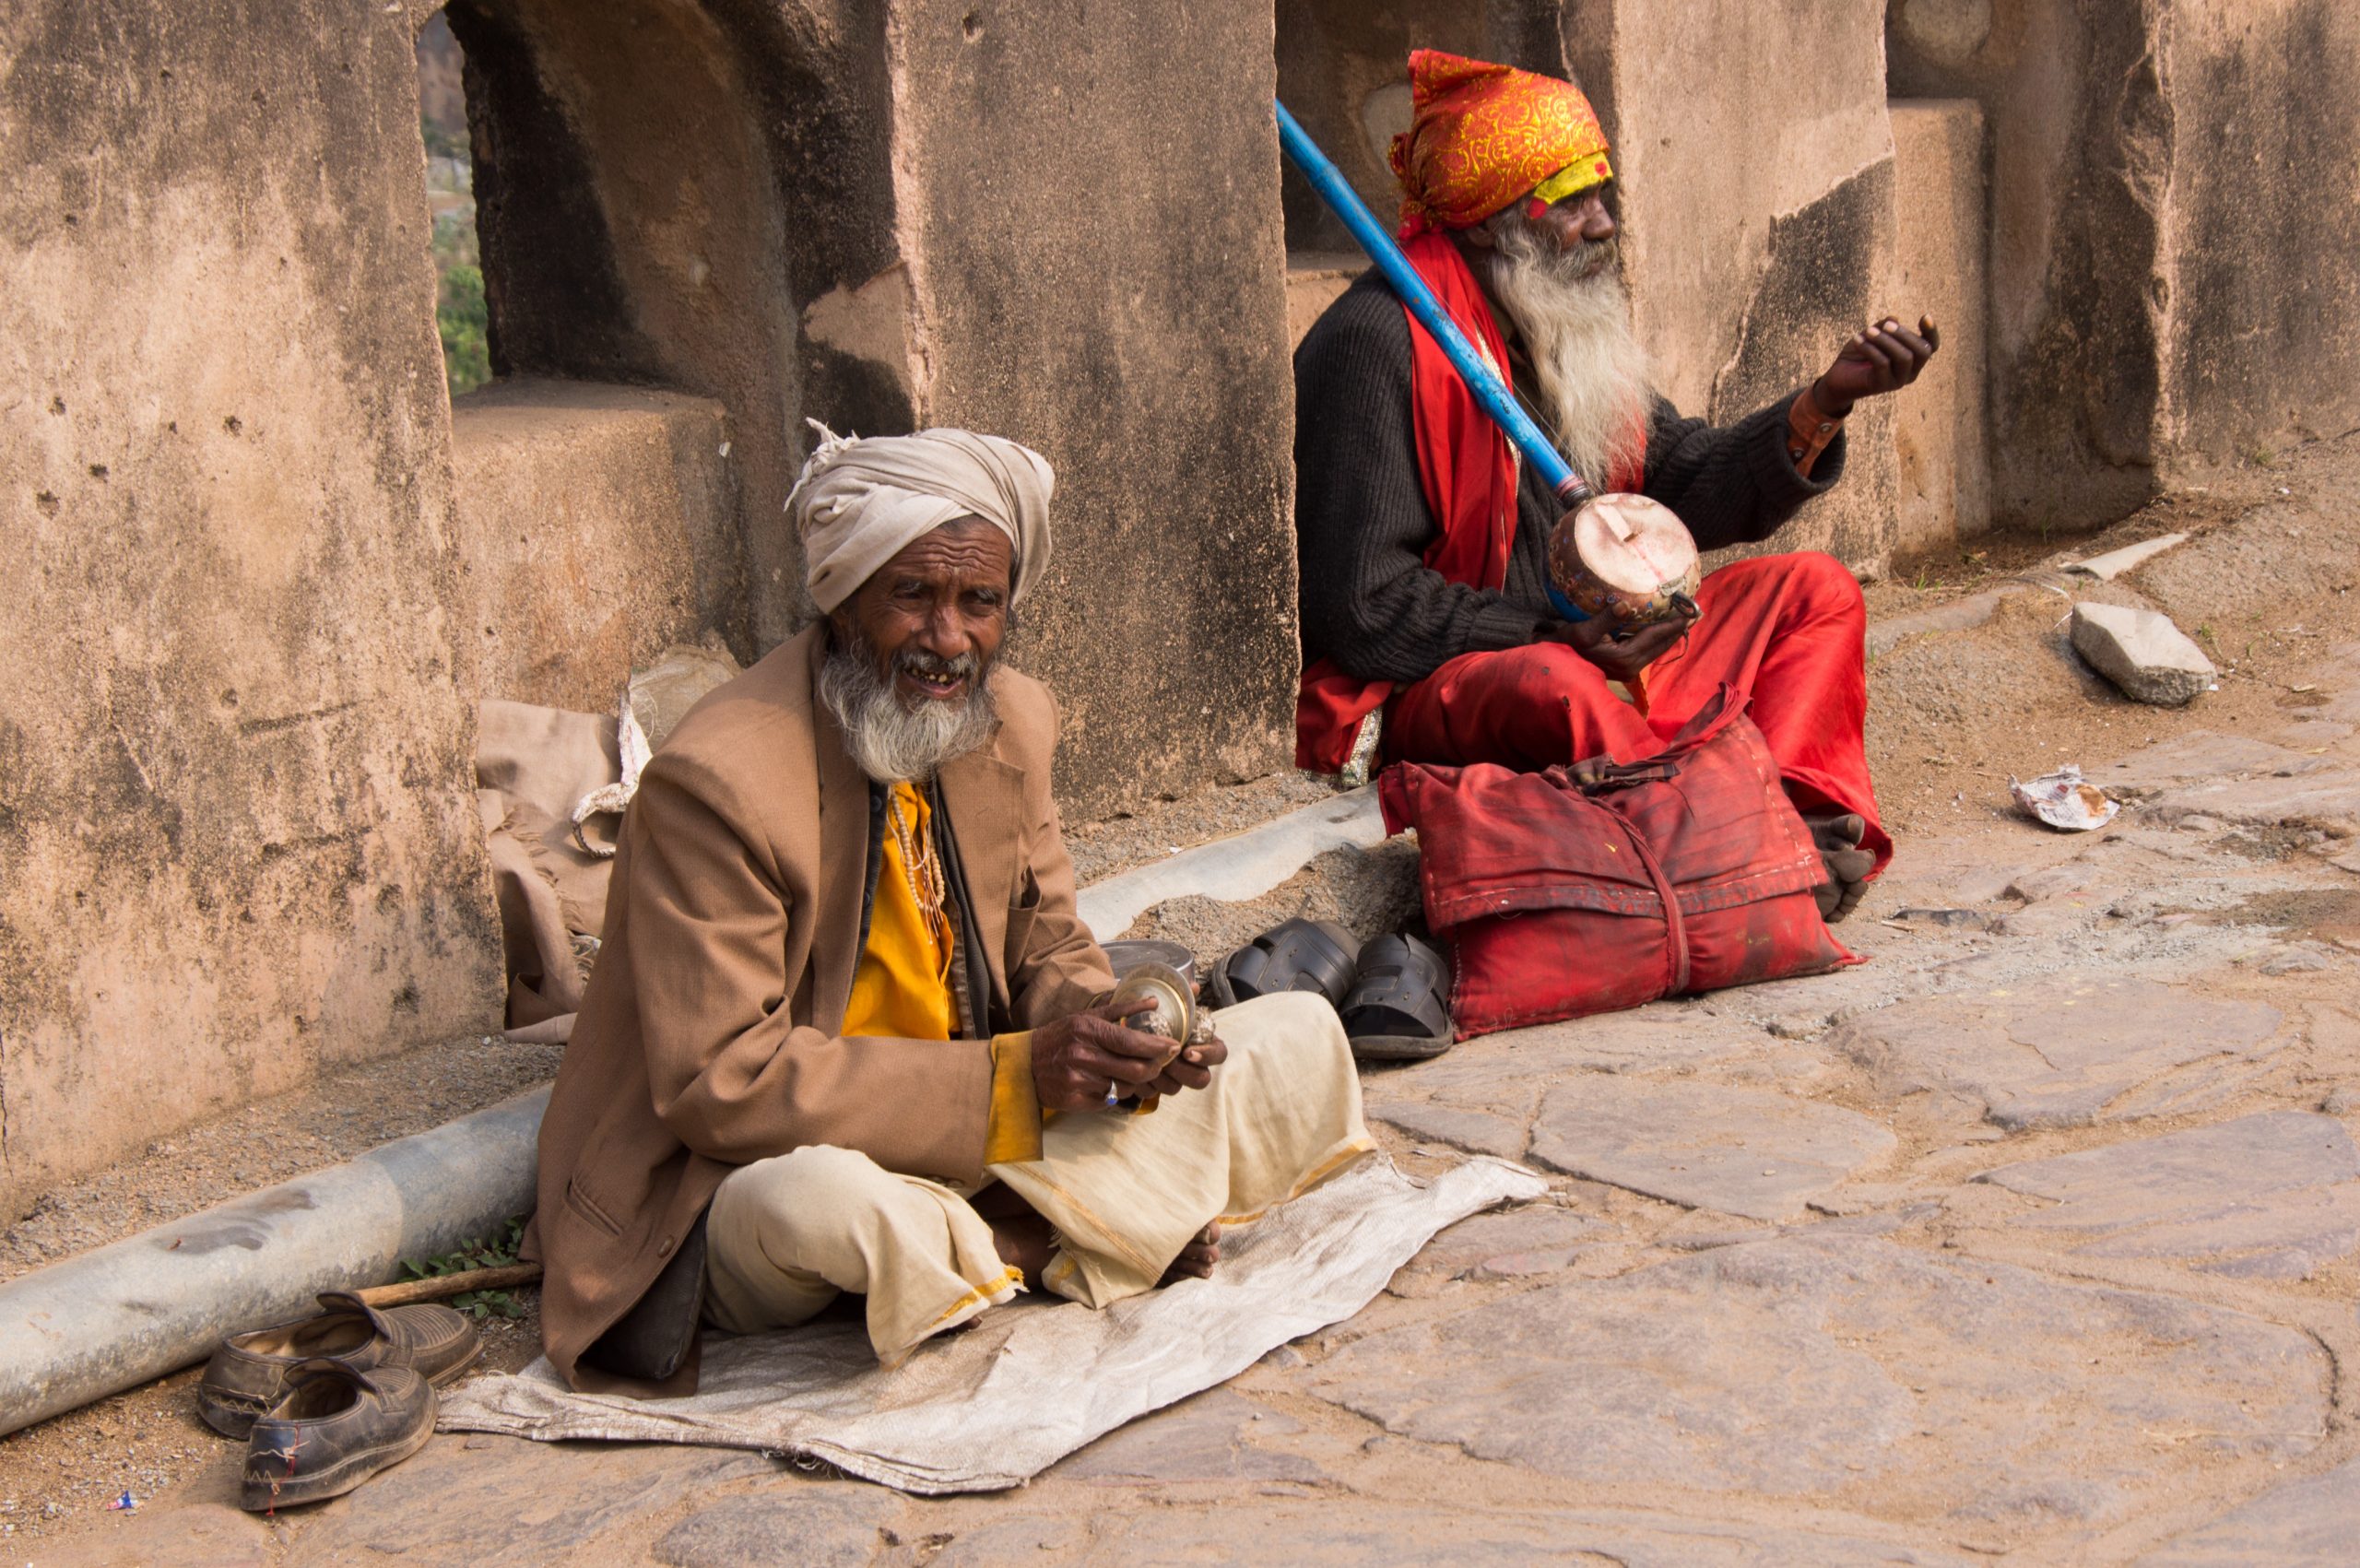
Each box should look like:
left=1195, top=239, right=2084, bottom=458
left=1276, top=98, right=1593, bottom=510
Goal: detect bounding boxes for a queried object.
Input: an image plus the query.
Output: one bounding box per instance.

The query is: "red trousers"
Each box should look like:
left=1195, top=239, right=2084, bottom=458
left=1384, top=552, right=1890, bottom=876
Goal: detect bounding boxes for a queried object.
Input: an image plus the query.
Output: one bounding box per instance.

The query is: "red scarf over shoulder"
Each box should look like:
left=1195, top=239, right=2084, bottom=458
left=1295, top=235, right=1641, bottom=772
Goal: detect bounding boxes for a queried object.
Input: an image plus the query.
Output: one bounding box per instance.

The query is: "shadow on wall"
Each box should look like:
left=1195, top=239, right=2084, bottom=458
left=414, top=0, right=910, bottom=713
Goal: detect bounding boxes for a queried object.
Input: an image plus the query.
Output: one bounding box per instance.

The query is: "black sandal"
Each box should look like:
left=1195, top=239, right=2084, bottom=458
left=1207, top=918, right=1361, bottom=1008
left=1339, top=933, right=1454, bottom=1061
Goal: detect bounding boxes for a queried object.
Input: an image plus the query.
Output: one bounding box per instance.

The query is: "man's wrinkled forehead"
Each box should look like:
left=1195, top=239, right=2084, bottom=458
left=871, top=515, right=1015, bottom=588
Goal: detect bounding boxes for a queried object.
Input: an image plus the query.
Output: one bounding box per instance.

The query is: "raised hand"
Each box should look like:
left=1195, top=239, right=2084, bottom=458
left=1812, top=315, right=1941, bottom=417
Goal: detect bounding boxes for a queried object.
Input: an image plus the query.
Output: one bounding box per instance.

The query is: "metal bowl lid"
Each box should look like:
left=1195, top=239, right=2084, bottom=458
left=1100, top=939, right=1198, bottom=986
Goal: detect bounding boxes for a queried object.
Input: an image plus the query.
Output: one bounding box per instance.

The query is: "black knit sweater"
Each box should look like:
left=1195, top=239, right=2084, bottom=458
left=1294, top=268, right=1847, bottom=686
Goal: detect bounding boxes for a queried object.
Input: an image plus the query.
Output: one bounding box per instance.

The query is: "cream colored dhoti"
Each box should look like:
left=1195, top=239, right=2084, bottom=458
left=701, top=992, right=1372, bottom=1363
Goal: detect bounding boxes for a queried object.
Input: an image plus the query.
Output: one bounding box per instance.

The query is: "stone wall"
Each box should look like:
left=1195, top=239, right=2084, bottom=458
left=449, top=381, right=738, bottom=713
left=0, top=1, right=502, bottom=1215
left=443, top=0, right=903, bottom=657
left=1890, top=99, right=1993, bottom=551
left=890, top=0, right=1301, bottom=819
left=2158, top=0, right=2360, bottom=472
left=1887, top=0, right=2360, bottom=534
left=1561, top=0, right=1907, bottom=567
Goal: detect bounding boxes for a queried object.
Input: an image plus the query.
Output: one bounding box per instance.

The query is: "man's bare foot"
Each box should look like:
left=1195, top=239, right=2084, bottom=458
left=1803, top=811, right=1875, bottom=923
left=985, top=1208, right=1056, bottom=1289
left=1161, top=1221, right=1221, bottom=1285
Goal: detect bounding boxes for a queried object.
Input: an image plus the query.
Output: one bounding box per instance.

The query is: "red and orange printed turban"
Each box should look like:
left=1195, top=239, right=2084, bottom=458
left=1387, top=49, right=1614, bottom=237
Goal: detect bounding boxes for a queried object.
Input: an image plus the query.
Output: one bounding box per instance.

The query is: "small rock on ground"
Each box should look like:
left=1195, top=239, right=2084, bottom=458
left=2071, top=601, right=2217, bottom=707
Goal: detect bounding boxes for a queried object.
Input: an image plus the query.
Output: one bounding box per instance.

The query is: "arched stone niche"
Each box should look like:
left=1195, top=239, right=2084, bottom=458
left=425, top=0, right=909, bottom=710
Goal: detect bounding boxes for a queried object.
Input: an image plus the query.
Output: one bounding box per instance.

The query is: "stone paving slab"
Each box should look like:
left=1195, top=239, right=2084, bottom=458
left=905, top=1500, right=1980, bottom=1567
left=33, top=1458, right=275, bottom=1568
left=1046, top=1386, right=1328, bottom=1485
left=1526, top=1075, right=1895, bottom=1220
left=1364, top=1009, right=1832, bottom=1164
left=656, top=1482, right=903, bottom=1568
left=2142, top=764, right=2360, bottom=833
left=1405, top=1205, right=1608, bottom=1279
left=1976, top=1111, right=2360, bottom=1279
left=1833, top=975, right=2285, bottom=1130
left=2276, top=718, right=2354, bottom=749
left=277, top=1434, right=776, bottom=1566
left=2071, top=601, right=2215, bottom=706
left=1304, top=1235, right=2326, bottom=1526
left=2095, top=731, right=2338, bottom=795
left=2134, top=1455, right=2360, bottom=1565
left=1371, top=1098, right=1528, bottom=1160
left=38, top=1436, right=782, bottom=1567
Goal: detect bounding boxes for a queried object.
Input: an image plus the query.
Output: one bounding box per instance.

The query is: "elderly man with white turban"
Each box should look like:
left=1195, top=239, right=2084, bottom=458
left=527, top=426, right=1372, bottom=1392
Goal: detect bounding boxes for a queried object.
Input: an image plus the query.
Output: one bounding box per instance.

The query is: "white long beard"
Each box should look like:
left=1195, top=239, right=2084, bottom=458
left=818, top=631, right=998, bottom=784
left=1482, top=222, right=1652, bottom=491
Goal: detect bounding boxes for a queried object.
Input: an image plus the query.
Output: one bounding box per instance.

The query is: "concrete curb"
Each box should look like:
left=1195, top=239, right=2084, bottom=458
left=0, top=1087, right=546, bottom=1440
left=1076, top=786, right=1388, bottom=940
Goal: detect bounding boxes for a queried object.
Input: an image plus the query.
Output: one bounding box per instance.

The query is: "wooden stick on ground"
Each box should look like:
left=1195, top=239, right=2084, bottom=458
left=354, top=1262, right=542, bottom=1309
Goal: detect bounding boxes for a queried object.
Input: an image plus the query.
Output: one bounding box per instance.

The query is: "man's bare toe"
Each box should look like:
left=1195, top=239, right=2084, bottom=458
left=1160, top=1222, right=1222, bottom=1285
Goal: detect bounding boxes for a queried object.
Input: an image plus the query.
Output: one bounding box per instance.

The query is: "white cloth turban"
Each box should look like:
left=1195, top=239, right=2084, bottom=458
left=787, top=420, right=1056, bottom=614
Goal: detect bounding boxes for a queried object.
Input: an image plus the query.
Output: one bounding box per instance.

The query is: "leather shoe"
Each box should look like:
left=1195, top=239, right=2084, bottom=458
left=240, top=1358, right=434, bottom=1511
left=200, top=1291, right=479, bottom=1439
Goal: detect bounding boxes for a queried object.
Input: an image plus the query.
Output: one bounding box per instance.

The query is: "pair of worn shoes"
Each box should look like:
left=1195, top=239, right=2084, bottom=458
left=199, top=1291, right=480, bottom=1511
left=1210, top=917, right=1455, bottom=1060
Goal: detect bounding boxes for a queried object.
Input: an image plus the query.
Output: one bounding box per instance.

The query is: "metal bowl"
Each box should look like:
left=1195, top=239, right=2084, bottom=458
left=1100, top=939, right=1198, bottom=989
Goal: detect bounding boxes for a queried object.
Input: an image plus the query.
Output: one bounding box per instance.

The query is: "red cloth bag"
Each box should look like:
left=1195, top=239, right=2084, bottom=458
left=1377, top=687, right=1859, bottom=1038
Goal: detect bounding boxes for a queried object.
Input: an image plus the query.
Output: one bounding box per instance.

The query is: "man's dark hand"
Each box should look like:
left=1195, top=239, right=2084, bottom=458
left=1540, top=601, right=1697, bottom=683
left=1031, top=997, right=1212, bottom=1114
left=1812, top=315, right=1940, bottom=417
left=1145, top=1029, right=1226, bottom=1100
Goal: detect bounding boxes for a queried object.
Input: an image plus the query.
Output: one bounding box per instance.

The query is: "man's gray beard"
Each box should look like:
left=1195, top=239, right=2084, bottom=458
left=1482, top=218, right=1653, bottom=492
left=817, top=633, right=998, bottom=784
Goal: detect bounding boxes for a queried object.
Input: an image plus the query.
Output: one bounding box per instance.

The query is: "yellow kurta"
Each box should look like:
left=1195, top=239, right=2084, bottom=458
left=843, top=783, right=956, bottom=1043
left=843, top=782, right=1043, bottom=1164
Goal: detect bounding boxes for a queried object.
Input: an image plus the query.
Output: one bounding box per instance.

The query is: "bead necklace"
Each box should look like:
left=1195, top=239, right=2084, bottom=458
left=887, top=788, right=950, bottom=956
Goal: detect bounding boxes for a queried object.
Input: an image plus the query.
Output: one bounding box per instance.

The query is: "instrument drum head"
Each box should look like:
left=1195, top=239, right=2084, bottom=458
left=1547, top=493, right=1702, bottom=631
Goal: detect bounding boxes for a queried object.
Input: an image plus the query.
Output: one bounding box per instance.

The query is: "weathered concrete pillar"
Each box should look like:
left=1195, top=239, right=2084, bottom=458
left=0, top=3, right=502, bottom=1216
left=2154, top=1, right=2360, bottom=474
left=886, top=0, right=1301, bottom=819
left=449, top=382, right=739, bottom=713
left=1561, top=0, right=1907, bottom=566
left=1890, top=99, right=1993, bottom=549
left=1888, top=0, right=2360, bottom=534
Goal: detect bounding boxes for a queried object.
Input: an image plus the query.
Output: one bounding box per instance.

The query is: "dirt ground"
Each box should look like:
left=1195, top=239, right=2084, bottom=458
left=0, top=1040, right=559, bottom=1545
left=5, top=430, right=2357, bottom=1555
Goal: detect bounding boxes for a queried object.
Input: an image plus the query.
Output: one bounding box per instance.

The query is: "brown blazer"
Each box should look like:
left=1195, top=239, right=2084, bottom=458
left=525, top=625, right=1114, bottom=1391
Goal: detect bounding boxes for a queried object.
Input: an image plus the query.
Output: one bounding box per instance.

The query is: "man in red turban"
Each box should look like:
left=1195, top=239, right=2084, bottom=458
left=1293, top=50, right=1939, bottom=921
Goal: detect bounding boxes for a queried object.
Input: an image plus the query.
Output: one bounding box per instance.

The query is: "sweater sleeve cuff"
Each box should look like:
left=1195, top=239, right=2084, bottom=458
left=983, top=1032, right=1044, bottom=1165
left=1469, top=600, right=1549, bottom=654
